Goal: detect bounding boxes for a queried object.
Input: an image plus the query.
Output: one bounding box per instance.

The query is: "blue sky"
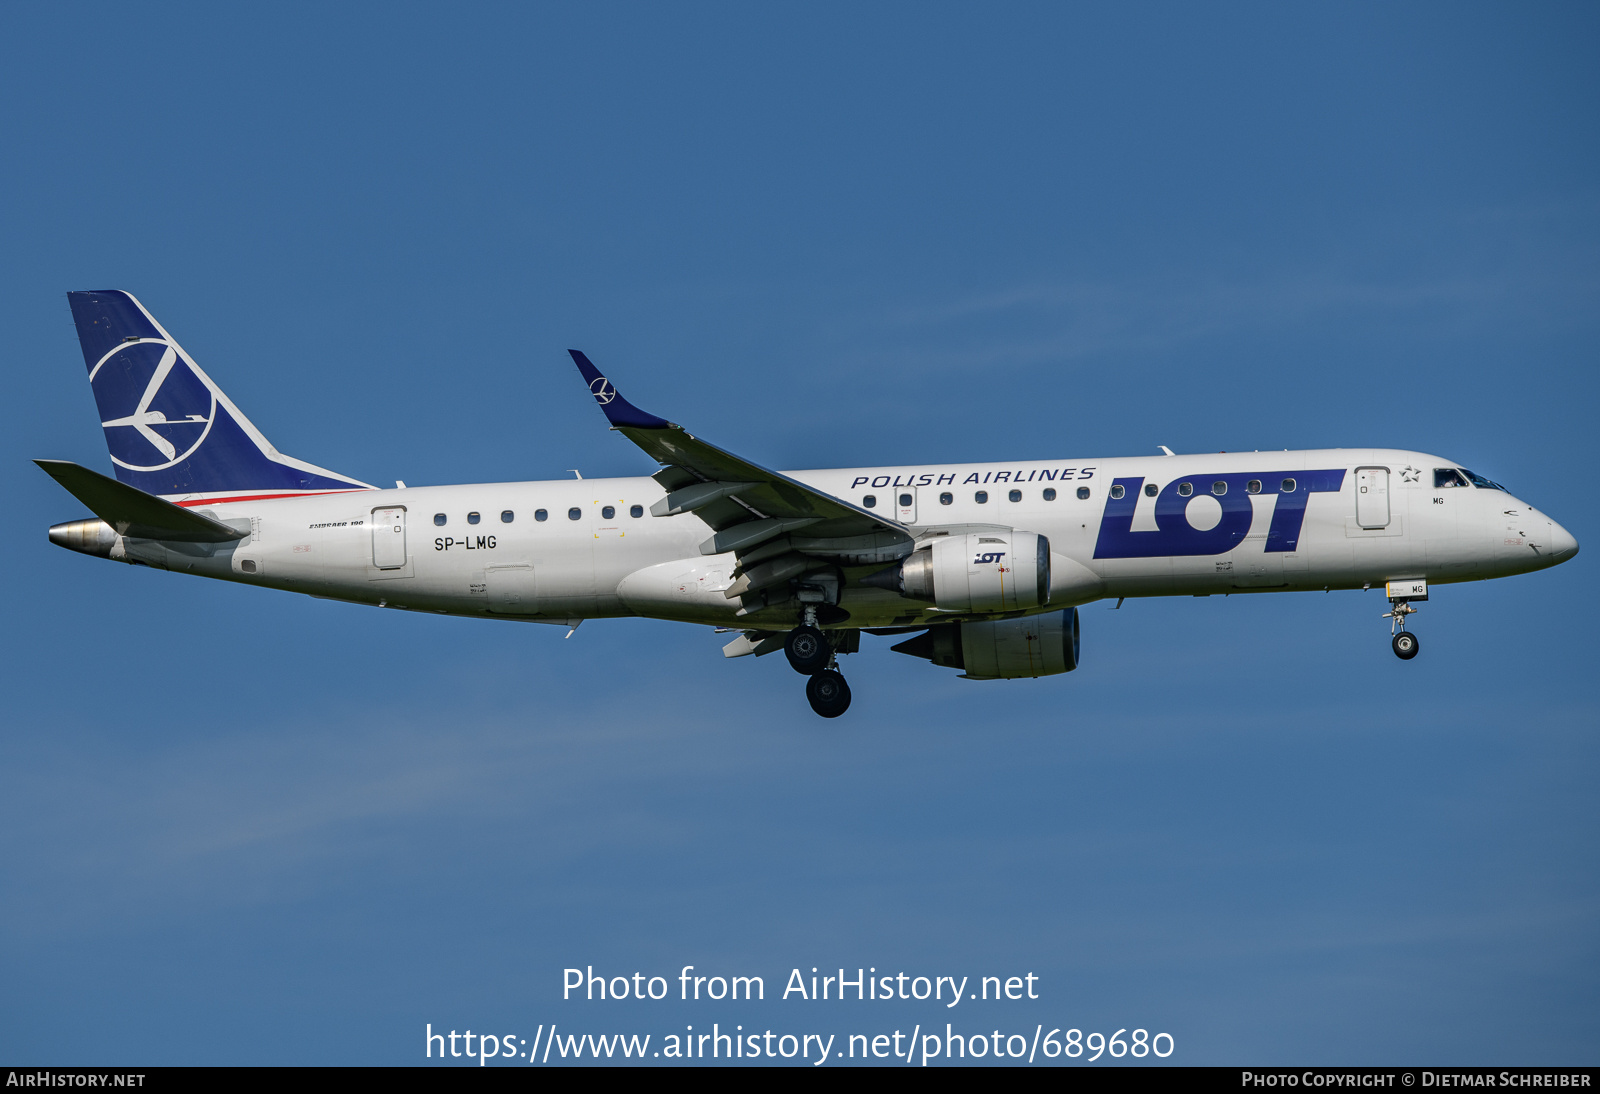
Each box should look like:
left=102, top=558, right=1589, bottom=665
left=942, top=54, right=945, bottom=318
left=2, top=2, right=1596, bottom=1065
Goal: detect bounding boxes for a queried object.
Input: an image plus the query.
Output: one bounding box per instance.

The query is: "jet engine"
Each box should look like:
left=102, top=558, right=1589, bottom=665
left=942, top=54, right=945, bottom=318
left=890, top=608, right=1080, bottom=679
left=864, top=532, right=1050, bottom=612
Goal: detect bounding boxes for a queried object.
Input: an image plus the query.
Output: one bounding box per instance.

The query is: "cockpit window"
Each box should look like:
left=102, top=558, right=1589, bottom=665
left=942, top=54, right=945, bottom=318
left=1434, top=468, right=1469, bottom=489
left=1459, top=468, right=1507, bottom=491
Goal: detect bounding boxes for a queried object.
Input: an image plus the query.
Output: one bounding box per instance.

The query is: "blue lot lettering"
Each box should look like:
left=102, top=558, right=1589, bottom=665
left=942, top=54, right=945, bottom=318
left=434, top=536, right=498, bottom=551
left=974, top=551, right=1006, bottom=564
left=1094, top=470, right=1345, bottom=559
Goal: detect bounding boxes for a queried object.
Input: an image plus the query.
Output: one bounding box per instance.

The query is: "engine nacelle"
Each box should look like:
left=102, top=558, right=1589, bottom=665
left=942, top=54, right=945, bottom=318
left=890, top=608, right=1080, bottom=679
left=884, top=532, right=1050, bottom=612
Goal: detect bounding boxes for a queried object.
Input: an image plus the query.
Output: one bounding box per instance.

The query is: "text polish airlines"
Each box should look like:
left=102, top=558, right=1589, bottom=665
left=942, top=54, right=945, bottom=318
left=40, top=291, right=1579, bottom=717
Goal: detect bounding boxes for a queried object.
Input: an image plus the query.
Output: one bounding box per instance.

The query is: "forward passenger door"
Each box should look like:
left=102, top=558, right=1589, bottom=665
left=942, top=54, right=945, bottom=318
left=1356, top=468, right=1390, bottom=529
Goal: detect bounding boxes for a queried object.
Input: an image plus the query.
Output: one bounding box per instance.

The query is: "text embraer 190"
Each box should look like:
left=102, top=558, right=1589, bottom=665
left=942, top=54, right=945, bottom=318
left=40, top=291, right=1579, bottom=717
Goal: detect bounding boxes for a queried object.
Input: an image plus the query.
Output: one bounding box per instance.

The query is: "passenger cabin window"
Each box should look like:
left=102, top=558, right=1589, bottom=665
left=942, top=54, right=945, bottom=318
left=1459, top=468, right=1506, bottom=491
left=1246, top=480, right=1261, bottom=494
left=1109, top=484, right=1126, bottom=500
left=975, top=491, right=989, bottom=503
left=939, top=492, right=953, bottom=505
left=601, top=506, right=615, bottom=520
left=1076, top=487, right=1090, bottom=500
left=567, top=507, right=581, bottom=521
left=1280, top=478, right=1297, bottom=493
left=863, top=495, right=876, bottom=508
left=535, top=509, right=548, bottom=522
left=1177, top=482, right=1193, bottom=497
left=1042, top=488, right=1056, bottom=501
left=1434, top=468, right=1469, bottom=489
left=467, top=512, right=481, bottom=525
left=1009, top=489, right=1022, bottom=502
left=899, top=493, right=913, bottom=507
left=501, top=510, right=514, bottom=523
left=1211, top=481, right=1227, bottom=496
left=630, top=504, right=643, bottom=518
left=433, top=513, right=447, bottom=526
left=1144, top=483, right=1158, bottom=497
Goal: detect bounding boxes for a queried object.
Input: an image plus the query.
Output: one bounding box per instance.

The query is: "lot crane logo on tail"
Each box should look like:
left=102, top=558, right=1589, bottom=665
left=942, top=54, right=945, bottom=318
left=89, top=339, right=217, bottom=472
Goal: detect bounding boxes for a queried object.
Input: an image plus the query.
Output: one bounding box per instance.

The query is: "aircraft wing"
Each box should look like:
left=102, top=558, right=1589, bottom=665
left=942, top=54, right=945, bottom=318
left=568, top=351, right=914, bottom=612
left=35, top=460, right=248, bottom=542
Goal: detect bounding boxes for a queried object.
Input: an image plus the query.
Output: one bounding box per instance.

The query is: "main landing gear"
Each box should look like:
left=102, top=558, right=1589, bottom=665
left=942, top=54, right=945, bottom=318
left=806, top=669, right=851, bottom=718
left=784, top=623, right=829, bottom=675
left=785, top=610, right=851, bottom=717
left=1385, top=597, right=1420, bottom=660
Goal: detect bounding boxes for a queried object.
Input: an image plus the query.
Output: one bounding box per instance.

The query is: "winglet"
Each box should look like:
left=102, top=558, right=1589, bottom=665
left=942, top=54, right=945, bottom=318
left=567, top=351, right=673, bottom=429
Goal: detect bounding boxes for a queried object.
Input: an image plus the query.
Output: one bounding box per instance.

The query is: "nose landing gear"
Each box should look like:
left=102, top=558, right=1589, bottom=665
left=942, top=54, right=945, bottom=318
left=1381, top=580, right=1428, bottom=660
left=1384, top=595, right=1420, bottom=660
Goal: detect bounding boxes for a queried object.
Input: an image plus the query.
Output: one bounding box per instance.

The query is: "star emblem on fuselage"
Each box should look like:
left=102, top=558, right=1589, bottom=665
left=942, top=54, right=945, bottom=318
left=1400, top=465, right=1421, bottom=484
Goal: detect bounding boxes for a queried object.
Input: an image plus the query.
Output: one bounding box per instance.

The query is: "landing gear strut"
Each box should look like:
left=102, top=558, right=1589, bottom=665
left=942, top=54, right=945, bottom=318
left=1384, top=597, right=1420, bottom=660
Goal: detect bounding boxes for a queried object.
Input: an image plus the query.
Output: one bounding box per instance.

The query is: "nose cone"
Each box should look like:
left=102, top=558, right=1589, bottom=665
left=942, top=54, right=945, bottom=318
left=1549, top=520, right=1579, bottom=564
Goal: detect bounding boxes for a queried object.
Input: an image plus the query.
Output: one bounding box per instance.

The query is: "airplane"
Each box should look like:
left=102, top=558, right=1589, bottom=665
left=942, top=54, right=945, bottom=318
left=39, top=290, right=1579, bottom=717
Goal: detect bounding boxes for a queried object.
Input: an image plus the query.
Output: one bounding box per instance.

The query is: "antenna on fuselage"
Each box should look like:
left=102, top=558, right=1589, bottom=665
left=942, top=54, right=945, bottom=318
left=1158, top=446, right=1175, bottom=456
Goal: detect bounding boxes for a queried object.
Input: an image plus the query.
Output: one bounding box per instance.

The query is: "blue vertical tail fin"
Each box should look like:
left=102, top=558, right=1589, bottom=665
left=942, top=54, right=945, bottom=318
left=66, top=290, right=371, bottom=501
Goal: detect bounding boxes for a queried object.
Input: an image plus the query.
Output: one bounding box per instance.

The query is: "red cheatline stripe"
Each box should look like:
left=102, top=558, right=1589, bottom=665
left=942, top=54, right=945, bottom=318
left=173, top=489, right=367, bottom=507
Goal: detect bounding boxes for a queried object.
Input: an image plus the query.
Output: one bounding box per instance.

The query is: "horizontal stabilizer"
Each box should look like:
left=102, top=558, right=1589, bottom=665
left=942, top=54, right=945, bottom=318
left=34, top=460, right=248, bottom=542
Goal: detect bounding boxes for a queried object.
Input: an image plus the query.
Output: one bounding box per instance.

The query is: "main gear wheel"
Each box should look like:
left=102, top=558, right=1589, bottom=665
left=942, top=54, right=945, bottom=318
left=806, top=669, right=852, bottom=718
left=784, top=624, right=829, bottom=675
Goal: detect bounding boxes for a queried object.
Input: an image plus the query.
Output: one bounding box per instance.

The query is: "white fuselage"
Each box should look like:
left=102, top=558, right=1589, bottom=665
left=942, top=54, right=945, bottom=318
left=116, top=448, right=1575, bottom=630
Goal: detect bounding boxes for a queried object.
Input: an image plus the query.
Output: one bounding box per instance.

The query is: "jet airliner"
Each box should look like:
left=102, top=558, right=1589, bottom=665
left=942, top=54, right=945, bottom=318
left=40, top=291, right=1579, bottom=716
